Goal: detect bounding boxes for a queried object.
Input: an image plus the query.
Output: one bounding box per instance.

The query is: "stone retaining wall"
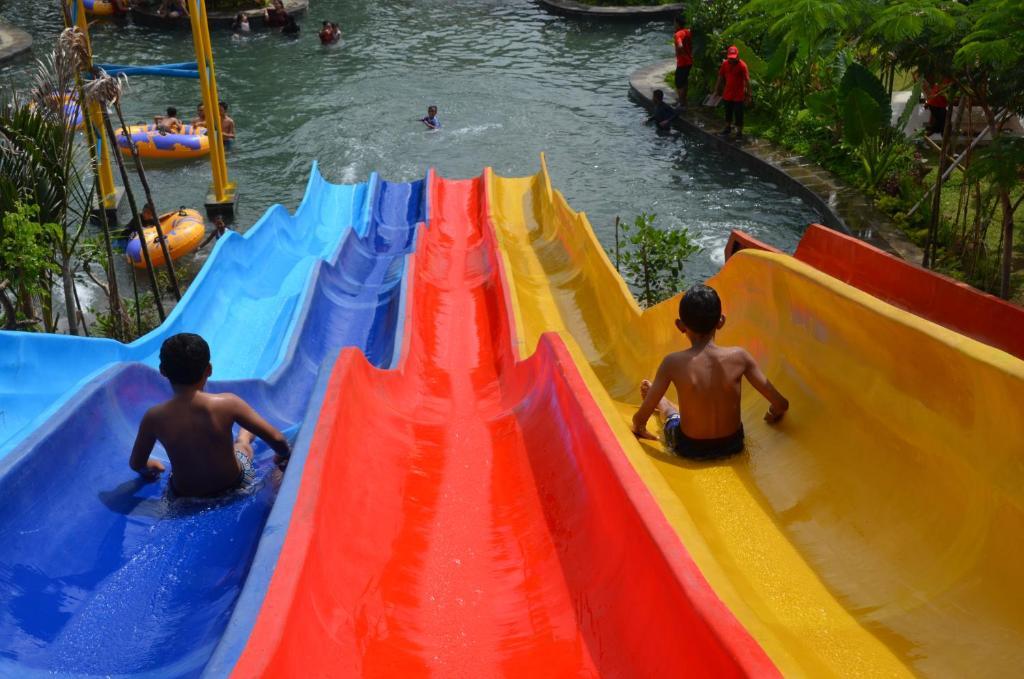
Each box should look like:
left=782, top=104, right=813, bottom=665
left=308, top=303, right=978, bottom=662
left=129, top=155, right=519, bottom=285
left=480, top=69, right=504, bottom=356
left=536, top=0, right=683, bottom=20
left=0, top=21, right=32, bottom=64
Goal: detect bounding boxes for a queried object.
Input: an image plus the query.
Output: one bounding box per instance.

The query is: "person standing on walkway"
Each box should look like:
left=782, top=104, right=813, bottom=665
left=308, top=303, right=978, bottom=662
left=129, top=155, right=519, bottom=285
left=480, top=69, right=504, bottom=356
left=673, top=15, right=693, bottom=108
left=715, top=45, right=751, bottom=141
left=923, top=76, right=953, bottom=137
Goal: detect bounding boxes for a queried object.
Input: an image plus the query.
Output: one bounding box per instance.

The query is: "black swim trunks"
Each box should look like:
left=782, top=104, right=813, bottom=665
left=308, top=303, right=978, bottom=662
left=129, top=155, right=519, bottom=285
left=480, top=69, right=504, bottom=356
left=674, top=66, right=692, bottom=88
left=665, top=415, right=745, bottom=460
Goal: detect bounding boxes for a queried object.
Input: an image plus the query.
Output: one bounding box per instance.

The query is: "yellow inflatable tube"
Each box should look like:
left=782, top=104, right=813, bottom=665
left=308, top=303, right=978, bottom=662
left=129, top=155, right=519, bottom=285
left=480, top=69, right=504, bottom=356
left=126, top=209, right=205, bottom=269
left=116, top=124, right=210, bottom=160
left=83, top=0, right=119, bottom=16
left=487, top=159, right=1024, bottom=677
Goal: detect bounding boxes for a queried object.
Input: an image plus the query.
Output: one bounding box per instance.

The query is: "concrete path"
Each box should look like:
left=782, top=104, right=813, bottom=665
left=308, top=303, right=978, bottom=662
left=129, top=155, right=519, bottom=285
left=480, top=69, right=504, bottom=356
left=0, top=21, right=32, bottom=64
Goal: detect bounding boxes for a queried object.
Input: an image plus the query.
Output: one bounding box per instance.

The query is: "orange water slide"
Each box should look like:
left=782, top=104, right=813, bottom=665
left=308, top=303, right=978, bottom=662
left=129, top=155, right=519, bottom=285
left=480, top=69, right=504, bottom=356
left=232, top=175, right=777, bottom=676
left=727, top=223, right=1024, bottom=360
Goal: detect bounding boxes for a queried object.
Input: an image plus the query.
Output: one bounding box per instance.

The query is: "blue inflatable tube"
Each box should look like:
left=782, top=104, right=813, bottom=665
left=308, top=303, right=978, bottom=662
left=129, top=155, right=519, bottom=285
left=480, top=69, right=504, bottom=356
left=94, top=62, right=199, bottom=79
left=0, top=176, right=425, bottom=677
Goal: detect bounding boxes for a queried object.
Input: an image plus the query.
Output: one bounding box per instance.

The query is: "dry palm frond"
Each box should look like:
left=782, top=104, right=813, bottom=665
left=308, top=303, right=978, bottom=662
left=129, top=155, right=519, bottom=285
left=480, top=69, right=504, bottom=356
left=82, top=70, right=129, bottom=108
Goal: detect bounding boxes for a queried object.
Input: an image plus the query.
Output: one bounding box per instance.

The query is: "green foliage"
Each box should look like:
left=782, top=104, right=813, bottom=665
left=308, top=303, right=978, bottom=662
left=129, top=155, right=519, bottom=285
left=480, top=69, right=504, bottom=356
left=0, top=202, right=61, bottom=328
left=967, top=137, right=1024, bottom=195
left=90, top=293, right=161, bottom=340
left=611, top=213, right=700, bottom=308
left=839, top=63, right=891, bottom=122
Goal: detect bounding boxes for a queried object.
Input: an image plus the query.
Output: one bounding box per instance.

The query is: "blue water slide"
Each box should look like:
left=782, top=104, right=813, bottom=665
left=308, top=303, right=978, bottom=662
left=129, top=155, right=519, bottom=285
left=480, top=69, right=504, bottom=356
left=0, top=163, right=365, bottom=460
left=0, top=176, right=425, bottom=678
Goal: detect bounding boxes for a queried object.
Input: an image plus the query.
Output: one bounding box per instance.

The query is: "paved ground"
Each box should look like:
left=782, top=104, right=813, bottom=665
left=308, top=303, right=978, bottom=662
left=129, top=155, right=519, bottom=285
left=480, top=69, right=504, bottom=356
left=0, top=21, right=32, bottom=64
left=536, top=0, right=683, bottom=20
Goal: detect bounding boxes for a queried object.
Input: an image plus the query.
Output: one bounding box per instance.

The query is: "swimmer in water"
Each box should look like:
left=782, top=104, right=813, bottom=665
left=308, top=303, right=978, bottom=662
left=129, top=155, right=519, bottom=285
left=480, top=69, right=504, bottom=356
left=420, top=105, right=441, bottom=130
left=319, top=20, right=340, bottom=44
left=233, top=13, right=250, bottom=33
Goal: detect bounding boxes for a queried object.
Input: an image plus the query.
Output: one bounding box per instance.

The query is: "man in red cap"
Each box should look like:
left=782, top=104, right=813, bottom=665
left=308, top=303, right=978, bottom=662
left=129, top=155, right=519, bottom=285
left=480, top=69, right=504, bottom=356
left=673, top=14, right=693, bottom=108
left=714, top=45, right=751, bottom=140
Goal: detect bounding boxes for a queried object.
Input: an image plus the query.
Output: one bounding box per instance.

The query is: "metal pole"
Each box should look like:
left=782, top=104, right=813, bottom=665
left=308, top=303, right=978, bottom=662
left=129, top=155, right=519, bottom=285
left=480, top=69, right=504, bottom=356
left=188, top=0, right=231, bottom=203
left=65, top=0, right=119, bottom=214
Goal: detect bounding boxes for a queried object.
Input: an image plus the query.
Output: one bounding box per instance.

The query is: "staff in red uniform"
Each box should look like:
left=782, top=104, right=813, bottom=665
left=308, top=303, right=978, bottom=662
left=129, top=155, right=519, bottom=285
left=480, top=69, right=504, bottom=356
left=673, top=15, right=693, bottom=108
left=714, top=45, right=751, bottom=141
left=924, top=76, right=953, bottom=137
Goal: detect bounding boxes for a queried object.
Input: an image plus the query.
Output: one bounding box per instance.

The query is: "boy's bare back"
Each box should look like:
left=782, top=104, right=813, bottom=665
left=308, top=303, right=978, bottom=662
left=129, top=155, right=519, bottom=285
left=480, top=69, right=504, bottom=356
left=662, top=344, right=743, bottom=438
left=134, top=392, right=256, bottom=497
left=130, top=333, right=290, bottom=498
left=658, top=343, right=778, bottom=439
left=632, top=284, right=788, bottom=451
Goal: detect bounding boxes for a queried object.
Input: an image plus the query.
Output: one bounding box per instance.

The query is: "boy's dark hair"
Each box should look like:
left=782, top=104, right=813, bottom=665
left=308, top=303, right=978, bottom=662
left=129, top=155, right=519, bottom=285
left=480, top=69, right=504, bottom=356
left=675, top=14, right=686, bottom=26
left=167, top=106, right=177, bottom=117
left=219, top=101, right=228, bottom=111
left=678, top=284, right=722, bottom=335
left=653, top=89, right=664, bottom=101
left=159, top=333, right=211, bottom=385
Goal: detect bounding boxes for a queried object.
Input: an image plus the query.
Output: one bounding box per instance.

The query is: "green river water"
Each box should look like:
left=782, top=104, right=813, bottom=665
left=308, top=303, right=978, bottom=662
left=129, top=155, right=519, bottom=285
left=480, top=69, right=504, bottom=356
left=2, top=0, right=820, bottom=284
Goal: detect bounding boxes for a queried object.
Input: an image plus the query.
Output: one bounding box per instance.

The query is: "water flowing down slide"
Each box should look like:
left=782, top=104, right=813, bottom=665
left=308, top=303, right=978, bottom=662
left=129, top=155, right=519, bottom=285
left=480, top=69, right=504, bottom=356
left=231, top=174, right=777, bottom=677
left=0, top=178, right=424, bottom=678
left=0, top=164, right=368, bottom=460
left=488, top=161, right=1024, bottom=676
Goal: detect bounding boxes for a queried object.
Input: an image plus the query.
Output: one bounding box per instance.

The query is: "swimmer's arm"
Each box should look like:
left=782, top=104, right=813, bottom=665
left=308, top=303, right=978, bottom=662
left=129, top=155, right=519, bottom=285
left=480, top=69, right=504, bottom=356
left=129, top=410, right=166, bottom=479
left=632, top=360, right=671, bottom=440
left=742, top=351, right=789, bottom=423
left=229, top=396, right=291, bottom=461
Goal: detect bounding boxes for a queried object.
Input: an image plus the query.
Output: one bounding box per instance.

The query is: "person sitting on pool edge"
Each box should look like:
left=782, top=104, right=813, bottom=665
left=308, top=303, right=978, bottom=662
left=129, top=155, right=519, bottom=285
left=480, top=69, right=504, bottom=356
left=129, top=333, right=291, bottom=498
left=155, top=106, right=183, bottom=135
left=420, top=105, right=441, bottom=130
left=632, top=284, right=789, bottom=459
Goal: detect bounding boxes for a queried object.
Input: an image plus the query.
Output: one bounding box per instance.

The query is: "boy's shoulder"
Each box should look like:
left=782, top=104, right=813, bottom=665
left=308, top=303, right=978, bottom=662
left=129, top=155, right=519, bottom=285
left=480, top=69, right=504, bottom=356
left=712, top=344, right=754, bottom=363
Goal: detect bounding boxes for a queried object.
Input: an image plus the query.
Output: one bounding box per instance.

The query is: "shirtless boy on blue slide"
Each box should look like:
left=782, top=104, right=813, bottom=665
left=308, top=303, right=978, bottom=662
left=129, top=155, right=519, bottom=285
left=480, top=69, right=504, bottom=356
left=632, top=284, right=789, bottom=459
left=130, top=333, right=291, bottom=497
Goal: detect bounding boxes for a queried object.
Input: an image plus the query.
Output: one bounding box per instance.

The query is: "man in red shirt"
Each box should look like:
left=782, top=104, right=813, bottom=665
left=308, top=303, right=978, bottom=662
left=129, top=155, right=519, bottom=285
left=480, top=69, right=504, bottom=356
left=924, top=76, right=953, bottom=136
left=714, top=45, right=751, bottom=141
left=673, top=15, right=693, bottom=108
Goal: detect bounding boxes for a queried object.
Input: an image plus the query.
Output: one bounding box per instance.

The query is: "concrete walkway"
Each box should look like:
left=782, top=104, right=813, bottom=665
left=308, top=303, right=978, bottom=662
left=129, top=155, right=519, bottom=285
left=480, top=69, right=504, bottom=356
left=0, top=21, right=32, bottom=64
left=892, top=89, right=1024, bottom=143
left=630, top=60, right=923, bottom=261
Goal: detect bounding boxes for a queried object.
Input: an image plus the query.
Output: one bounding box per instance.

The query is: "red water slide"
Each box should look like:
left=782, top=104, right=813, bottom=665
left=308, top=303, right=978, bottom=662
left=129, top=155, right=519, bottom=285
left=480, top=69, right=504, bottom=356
left=232, top=175, right=776, bottom=677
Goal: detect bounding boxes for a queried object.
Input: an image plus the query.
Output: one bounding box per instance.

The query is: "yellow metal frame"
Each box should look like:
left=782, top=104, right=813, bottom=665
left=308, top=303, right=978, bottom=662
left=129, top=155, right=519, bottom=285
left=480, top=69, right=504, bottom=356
left=188, top=0, right=233, bottom=204
left=66, top=0, right=119, bottom=210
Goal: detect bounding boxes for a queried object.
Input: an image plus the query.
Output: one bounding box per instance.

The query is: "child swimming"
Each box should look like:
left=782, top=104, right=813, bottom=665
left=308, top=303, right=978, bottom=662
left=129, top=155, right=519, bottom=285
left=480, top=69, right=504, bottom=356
left=632, top=284, right=789, bottom=459
left=420, top=105, right=441, bottom=130
left=129, top=333, right=291, bottom=497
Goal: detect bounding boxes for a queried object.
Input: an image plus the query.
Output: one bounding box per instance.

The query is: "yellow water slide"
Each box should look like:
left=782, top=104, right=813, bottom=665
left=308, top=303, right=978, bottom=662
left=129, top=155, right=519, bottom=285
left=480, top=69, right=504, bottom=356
left=487, top=160, right=1024, bottom=677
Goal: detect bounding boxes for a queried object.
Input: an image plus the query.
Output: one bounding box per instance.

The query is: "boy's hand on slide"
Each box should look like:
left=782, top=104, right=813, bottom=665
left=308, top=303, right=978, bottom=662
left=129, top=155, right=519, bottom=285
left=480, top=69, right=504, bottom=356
left=142, top=459, right=165, bottom=480
left=764, top=406, right=785, bottom=424
left=633, top=425, right=659, bottom=441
